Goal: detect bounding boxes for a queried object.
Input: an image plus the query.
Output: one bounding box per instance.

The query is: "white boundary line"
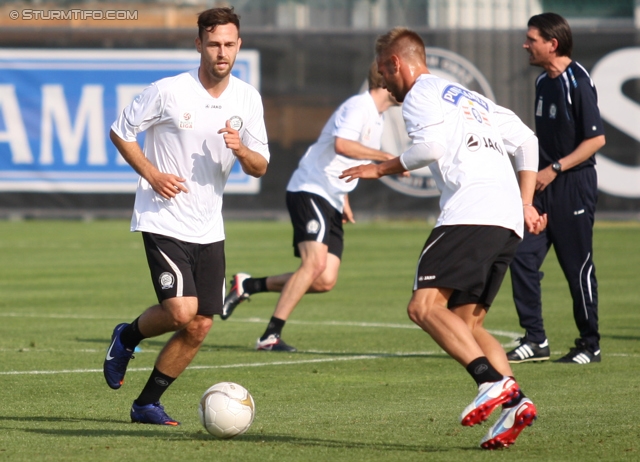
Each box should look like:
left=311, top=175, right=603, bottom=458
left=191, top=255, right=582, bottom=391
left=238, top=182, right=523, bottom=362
left=2, top=349, right=637, bottom=377
left=0, top=312, right=522, bottom=341
left=0, top=353, right=439, bottom=376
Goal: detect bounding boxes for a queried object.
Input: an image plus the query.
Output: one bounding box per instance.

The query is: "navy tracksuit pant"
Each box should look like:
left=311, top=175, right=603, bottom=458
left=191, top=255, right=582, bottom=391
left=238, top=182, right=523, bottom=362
left=510, top=167, right=600, bottom=351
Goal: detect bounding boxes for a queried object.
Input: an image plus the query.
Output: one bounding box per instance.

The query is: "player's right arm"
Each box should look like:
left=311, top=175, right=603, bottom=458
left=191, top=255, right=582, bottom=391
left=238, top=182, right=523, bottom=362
left=340, top=156, right=406, bottom=182
left=111, top=83, right=188, bottom=199
left=110, top=130, right=188, bottom=199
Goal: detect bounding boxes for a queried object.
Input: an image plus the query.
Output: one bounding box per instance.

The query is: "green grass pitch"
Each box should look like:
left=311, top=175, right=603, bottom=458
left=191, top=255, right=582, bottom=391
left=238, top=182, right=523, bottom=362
left=0, top=219, right=638, bottom=461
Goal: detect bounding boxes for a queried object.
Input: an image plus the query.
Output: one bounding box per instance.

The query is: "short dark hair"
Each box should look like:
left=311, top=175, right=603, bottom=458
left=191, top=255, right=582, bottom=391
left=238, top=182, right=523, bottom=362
left=528, top=12, right=572, bottom=58
left=197, top=7, right=240, bottom=39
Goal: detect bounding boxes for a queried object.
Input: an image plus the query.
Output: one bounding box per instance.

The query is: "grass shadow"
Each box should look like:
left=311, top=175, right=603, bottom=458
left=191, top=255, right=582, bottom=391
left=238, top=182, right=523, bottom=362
left=5, top=419, right=478, bottom=453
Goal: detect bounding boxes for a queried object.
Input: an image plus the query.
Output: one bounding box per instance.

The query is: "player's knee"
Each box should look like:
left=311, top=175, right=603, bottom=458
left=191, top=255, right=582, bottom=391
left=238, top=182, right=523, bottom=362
left=184, top=316, right=213, bottom=343
left=312, top=261, right=328, bottom=279
left=170, top=313, right=194, bottom=330
left=164, top=298, right=198, bottom=329
left=407, top=297, right=442, bottom=327
left=407, top=300, right=429, bottom=325
left=312, top=277, right=336, bottom=293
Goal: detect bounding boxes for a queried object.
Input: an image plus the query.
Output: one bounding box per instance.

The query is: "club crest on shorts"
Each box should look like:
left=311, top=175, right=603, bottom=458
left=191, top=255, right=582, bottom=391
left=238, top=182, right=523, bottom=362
left=159, top=272, right=175, bottom=289
left=229, top=115, right=243, bottom=131
left=306, top=219, right=320, bottom=234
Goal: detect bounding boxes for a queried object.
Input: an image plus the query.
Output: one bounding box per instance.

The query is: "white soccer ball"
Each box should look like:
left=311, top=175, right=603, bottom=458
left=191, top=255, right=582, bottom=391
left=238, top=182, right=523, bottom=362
left=198, top=382, right=255, bottom=439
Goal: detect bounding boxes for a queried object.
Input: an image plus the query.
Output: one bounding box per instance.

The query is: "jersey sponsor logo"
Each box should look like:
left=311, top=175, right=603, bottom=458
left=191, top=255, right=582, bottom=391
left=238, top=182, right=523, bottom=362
left=306, top=219, right=320, bottom=234
left=159, top=272, right=175, bottom=289
left=179, top=110, right=194, bottom=129
left=370, top=47, right=495, bottom=198
left=482, top=136, right=504, bottom=155
left=442, top=84, right=489, bottom=111
left=229, top=115, right=243, bottom=131
left=466, top=133, right=480, bottom=151
left=205, top=104, right=222, bottom=109
left=536, top=97, right=543, bottom=117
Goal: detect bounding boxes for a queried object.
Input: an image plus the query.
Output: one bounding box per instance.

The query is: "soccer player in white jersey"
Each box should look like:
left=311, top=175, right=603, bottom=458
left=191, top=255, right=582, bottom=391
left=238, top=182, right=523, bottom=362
left=220, top=63, right=399, bottom=351
left=341, top=28, right=547, bottom=449
left=103, top=7, right=270, bottom=425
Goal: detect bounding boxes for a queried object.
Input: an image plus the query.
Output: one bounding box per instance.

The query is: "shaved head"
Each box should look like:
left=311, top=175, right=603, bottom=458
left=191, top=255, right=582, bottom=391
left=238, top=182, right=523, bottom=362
left=374, top=27, right=429, bottom=102
left=375, top=27, right=426, bottom=64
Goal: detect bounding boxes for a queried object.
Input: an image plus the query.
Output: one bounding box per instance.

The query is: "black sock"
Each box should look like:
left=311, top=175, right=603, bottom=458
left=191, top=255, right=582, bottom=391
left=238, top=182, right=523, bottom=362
left=260, top=316, right=286, bottom=340
left=243, top=277, right=268, bottom=295
left=120, top=317, right=145, bottom=350
left=135, top=367, right=176, bottom=406
left=466, top=357, right=503, bottom=386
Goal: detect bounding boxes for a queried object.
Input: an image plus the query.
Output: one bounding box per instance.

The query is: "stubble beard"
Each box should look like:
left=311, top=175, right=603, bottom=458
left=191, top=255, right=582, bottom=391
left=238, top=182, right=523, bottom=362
left=207, top=56, right=235, bottom=81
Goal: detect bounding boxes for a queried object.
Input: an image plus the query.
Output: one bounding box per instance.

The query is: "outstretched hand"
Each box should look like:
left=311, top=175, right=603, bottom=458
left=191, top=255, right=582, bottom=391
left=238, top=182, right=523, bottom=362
left=340, top=164, right=381, bottom=183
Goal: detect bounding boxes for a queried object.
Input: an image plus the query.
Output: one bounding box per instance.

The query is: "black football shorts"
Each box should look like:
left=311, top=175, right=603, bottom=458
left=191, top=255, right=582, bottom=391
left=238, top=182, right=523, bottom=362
left=414, top=225, right=521, bottom=309
left=286, top=191, right=344, bottom=259
left=142, top=232, right=225, bottom=316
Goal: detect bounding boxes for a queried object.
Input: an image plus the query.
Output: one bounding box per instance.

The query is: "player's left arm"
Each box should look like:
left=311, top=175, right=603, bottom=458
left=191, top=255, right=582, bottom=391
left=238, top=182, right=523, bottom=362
left=334, top=137, right=395, bottom=162
left=511, top=134, right=547, bottom=234
left=219, top=120, right=268, bottom=177
left=518, top=168, right=547, bottom=235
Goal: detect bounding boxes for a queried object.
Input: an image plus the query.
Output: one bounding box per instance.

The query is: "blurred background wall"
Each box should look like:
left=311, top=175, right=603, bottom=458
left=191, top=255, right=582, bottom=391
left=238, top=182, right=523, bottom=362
left=0, top=0, right=639, bottom=219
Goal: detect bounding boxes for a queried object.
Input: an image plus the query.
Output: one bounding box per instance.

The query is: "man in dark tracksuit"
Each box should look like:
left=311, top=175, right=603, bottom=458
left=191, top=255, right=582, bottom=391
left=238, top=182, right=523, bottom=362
left=506, top=12, right=606, bottom=364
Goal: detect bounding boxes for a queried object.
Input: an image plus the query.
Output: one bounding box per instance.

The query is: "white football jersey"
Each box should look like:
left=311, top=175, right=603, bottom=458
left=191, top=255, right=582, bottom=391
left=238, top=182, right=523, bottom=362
left=402, top=74, right=533, bottom=237
left=112, top=70, right=270, bottom=244
left=286, top=92, right=384, bottom=212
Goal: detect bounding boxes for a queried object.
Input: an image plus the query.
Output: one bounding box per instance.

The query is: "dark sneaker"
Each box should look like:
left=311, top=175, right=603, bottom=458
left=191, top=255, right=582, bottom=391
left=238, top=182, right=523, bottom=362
left=221, top=273, right=251, bottom=320
left=460, top=376, right=520, bottom=426
left=480, top=398, right=537, bottom=449
left=130, top=401, right=179, bottom=426
left=554, top=339, right=601, bottom=364
left=506, top=338, right=550, bottom=363
left=255, top=334, right=297, bottom=352
left=103, top=323, right=134, bottom=389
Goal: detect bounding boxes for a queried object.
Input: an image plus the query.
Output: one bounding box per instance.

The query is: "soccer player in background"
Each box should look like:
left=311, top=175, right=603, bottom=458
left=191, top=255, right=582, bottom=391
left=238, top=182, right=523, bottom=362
left=340, top=27, right=546, bottom=449
left=104, top=7, right=270, bottom=425
left=220, top=62, right=399, bottom=352
left=507, top=13, right=606, bottom=365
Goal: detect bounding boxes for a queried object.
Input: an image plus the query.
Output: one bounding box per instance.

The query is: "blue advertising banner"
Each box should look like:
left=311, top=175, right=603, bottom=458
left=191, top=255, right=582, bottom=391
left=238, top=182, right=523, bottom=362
left=0, top=49, right=261, bottom=193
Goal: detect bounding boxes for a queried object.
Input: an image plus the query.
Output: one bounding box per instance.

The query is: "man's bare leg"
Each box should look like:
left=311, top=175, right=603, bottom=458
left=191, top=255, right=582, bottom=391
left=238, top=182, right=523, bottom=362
left=265, top=253, right=340, bottom=296
left=407, top=287, right=485, bottom=366
left=451, top=303, right=513, bottom=377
